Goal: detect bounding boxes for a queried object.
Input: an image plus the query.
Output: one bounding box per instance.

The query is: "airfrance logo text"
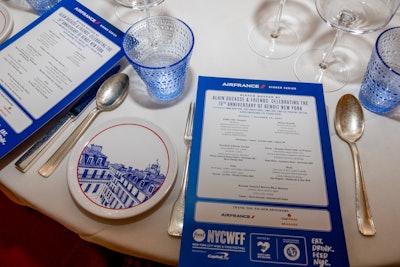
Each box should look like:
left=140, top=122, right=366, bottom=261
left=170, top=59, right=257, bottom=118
left=74, top=7, right=99, bottom=24
left=222, top=82, right=266, bottom=89
left=221, top=213, right=255, bottom=219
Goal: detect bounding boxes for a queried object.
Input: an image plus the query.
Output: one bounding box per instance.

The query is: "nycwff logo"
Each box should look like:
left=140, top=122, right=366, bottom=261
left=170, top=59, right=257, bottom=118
left=192, top=229, right=246, bottom=245
left=207, top=230, right=246, bottom=245
left=193, top=229, right=206, bottom=242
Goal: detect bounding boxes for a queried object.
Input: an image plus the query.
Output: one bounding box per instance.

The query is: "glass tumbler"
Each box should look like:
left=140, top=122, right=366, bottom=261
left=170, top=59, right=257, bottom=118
left=123, top=16, right=194, bottom=101
left=359, top=27, right=400, bottom=114
left=26, top=0, right=62, bottom=15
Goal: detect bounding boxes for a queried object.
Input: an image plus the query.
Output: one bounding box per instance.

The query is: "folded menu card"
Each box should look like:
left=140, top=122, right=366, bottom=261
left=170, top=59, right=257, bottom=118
left=178, top=76, right=349, bottom=267
left=0, top=0, right=124, bottom=159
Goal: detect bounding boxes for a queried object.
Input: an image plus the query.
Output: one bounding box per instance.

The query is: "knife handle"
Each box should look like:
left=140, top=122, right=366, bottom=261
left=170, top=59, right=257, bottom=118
left=38, top=107, right=100, bottom=178
left=14, top=65, right=122, bottom=173
left=15, top=115, right=73, bottom=173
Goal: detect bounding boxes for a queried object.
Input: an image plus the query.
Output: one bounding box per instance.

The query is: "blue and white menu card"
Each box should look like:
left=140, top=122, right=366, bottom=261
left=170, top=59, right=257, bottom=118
left=178, top=76, right=349, bottom=267
left=0, top=0, right=124, bottom=158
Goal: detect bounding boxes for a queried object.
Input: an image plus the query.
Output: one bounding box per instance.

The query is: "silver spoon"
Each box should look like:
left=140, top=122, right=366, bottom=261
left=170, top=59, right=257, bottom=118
left=39, top=73, right=130, bottom=178
left=334, top=94, right=376, bottom=236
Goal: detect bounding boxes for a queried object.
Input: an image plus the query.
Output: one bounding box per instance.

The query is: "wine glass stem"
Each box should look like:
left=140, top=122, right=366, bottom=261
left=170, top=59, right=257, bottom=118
left=271, top=0, right=287, bottom=38
left=319, top=29, right=343, bottom=70
left=143, top=0, right=150, bottom=18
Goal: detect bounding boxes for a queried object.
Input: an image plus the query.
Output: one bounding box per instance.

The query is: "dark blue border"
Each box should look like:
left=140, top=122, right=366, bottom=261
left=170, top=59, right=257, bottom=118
left=179, top=76, right=349, bottom=267
left=0, top=0, right=124, bottom=158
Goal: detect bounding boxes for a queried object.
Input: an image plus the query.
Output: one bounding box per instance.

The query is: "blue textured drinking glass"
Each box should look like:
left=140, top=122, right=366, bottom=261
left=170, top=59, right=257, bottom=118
left=123, top=16, right=194, bottom=101
left=359, top=27, right=400, bottom=114
left=26, top=0, right=62, bottom=15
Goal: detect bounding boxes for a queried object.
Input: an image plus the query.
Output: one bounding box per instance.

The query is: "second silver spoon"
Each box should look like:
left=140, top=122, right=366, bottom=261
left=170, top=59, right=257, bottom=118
left=335, top=94, right=376, bottom=236
left=39, top=73, right=129, bottom=178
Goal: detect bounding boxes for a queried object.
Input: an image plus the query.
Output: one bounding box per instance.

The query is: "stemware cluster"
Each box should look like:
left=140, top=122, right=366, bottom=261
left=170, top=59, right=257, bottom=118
left=249, top=0, right=400, bottom=92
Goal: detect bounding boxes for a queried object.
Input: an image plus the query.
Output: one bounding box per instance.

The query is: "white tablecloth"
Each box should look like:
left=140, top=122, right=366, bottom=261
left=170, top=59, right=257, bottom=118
left=1, top=0, right=400, bottom=266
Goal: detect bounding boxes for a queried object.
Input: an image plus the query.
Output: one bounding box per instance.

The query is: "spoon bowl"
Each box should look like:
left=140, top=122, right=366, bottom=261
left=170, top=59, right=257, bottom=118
left=334, top=94, right=376, bottom=236
left=335, top=94, right=365, bottom=143
left=96, top=74, right=129, bottom=111
left=39, top=73, right=130, bottom=177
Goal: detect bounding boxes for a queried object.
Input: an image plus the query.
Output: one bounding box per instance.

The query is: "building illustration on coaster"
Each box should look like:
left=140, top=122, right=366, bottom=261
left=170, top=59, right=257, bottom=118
left=77, top=144, right=166, bottom=209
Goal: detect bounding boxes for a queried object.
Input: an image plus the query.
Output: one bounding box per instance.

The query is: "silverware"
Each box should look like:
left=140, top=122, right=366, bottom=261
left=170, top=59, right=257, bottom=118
left=15, top=65, right=121, bottom=173
left=38, top=73, right=129, bottom=178
left=335, top=94, right=376, bottom=236
left=168, top=102, right=195, bottom=237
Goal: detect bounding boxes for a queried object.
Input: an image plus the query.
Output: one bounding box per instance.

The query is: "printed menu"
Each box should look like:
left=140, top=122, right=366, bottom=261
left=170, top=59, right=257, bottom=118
left=178, top=76, right=349, bottom=267
left=0, top=0, right=124, bottom=158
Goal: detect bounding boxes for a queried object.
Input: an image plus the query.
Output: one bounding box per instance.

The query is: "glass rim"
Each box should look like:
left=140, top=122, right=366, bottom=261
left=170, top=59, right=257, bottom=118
left=114, top=0, right=164, bottom=9
left=123, top=15, right=195, bottom=70
left=376, top=26, right=400, bottom=76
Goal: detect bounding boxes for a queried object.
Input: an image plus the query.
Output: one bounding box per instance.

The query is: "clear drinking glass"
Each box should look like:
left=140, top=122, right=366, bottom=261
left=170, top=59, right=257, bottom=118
left=114, top=0, right=164, bottom=25
left=123, top=16, right=194, bottom=101
left=359, top=27, right=400, bottom=114
left=26, top=0, right=61, bottom=15
left=294, top=0, right=400, bottom=92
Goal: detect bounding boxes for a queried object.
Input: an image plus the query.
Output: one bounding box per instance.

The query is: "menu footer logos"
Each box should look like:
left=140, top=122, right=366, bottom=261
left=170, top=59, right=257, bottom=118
left=250, top=233, right=307, bottom=266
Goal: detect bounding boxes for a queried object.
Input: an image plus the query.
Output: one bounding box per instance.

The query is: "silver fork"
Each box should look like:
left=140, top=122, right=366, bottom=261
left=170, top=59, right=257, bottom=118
left=168, top=102, right=195, bottom=237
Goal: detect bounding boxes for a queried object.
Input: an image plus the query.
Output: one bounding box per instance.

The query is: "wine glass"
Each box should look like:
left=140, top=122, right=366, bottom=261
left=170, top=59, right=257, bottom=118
left=294, top=0, right=400, bottom=92
left=114, top=0, right=164, bottom=25
left=248, top=0, right=299, bottom=59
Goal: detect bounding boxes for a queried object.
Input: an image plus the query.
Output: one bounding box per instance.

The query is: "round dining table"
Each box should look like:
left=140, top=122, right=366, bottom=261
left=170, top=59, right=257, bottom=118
left=1, top=0, right=400, bottom=266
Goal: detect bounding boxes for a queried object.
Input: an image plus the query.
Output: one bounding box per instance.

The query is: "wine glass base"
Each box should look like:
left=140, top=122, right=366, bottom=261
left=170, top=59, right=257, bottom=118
left=294, top=49, right=349, bottom=92
left=114, top=3, right=163, bottom=25
left=248, top=21, right=299, bottom=59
